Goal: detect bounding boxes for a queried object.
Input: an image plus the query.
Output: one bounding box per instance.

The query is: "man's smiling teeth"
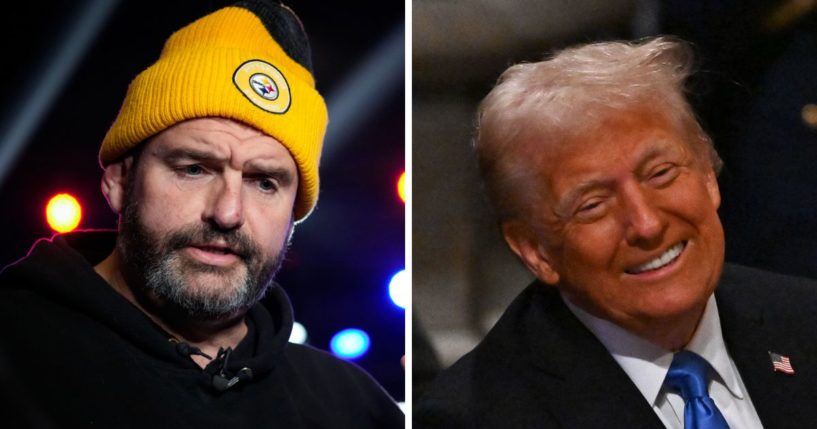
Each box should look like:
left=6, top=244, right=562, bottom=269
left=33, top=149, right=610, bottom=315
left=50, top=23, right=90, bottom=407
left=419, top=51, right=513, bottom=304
left=627, top=242, right=686, bottom=274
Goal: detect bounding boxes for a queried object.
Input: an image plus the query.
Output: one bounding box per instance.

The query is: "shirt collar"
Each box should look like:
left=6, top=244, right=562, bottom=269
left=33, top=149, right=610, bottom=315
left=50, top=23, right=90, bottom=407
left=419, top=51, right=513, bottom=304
left=685, top=295, right=745, bottom=399
left=563, top=293, right=745, bottom=405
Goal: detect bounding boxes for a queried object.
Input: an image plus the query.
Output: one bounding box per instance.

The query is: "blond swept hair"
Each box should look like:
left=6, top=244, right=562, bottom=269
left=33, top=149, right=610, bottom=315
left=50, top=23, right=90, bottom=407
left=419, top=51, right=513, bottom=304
left=475, top=36, right=721, bottom=221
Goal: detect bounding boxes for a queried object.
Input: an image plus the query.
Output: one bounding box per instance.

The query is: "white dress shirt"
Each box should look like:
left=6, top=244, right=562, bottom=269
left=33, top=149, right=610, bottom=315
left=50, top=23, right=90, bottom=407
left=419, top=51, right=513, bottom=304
left=563, top=294, right=764, bottom=428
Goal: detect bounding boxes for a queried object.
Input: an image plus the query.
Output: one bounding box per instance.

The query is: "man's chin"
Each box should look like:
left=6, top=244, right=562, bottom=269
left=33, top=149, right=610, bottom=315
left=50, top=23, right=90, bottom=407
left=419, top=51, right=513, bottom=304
left=184, top=273, right=249, bottom=299
left=146, top=265, right=259, bottom=321
left=153, top=287, right=254, bottom=322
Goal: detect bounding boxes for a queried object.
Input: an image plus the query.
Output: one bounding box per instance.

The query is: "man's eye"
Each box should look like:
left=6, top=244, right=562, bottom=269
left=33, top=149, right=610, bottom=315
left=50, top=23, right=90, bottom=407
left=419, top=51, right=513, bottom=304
left=184, top=165, right=204, bottom=175
left=648, top=164, right=679, bottom=186
left=574, top=199, right=606, bottom=221
left=258, top=178, right=277, bottom=192
left=577, top=200, right=605, bottom=216
left=579, top=201, right=602, bottom=212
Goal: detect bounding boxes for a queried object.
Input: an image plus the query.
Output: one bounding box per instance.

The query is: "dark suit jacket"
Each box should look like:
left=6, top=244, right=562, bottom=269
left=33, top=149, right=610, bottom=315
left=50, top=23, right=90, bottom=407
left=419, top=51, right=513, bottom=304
left=415, top=264, right=817, bottom=428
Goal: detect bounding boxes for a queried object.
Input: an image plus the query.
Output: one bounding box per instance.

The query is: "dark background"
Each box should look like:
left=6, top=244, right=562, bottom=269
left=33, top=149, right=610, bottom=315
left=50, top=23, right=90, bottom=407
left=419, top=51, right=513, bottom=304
left=0, top=1, right=405, bottom=400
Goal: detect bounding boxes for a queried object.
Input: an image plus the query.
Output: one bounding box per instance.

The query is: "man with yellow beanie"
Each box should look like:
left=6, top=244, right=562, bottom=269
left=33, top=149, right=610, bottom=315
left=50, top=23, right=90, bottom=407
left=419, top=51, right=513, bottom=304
left=0, top=1, right=403, bottom=427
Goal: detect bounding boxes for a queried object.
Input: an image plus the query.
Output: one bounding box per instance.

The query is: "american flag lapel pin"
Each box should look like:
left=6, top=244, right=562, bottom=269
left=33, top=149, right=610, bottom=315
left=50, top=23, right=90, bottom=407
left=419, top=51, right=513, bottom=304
left=768, top=351, right=795, bottom=375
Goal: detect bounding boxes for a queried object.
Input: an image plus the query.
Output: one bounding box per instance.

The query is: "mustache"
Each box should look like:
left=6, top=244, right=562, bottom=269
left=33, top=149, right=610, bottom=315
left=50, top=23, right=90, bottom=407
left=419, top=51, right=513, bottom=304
left=164, top=225, right=260, bottom=262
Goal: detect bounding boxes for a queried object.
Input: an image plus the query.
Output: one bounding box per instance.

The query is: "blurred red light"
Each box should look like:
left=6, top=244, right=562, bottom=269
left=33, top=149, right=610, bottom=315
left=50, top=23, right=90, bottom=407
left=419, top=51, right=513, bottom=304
left=46, top=193, right=82, bottom=233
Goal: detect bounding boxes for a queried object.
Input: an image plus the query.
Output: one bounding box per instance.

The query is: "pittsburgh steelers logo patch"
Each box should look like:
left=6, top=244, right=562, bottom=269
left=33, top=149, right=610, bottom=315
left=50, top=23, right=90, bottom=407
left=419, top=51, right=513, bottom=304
left=250, top=73, right=279, bottom=100
left=233, top=60, right=291, bottom=114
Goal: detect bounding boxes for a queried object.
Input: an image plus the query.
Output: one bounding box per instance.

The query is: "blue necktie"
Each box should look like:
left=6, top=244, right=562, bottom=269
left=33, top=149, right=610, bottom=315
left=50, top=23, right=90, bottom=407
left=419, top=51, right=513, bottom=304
left=665, top=350, right=730, bottom=429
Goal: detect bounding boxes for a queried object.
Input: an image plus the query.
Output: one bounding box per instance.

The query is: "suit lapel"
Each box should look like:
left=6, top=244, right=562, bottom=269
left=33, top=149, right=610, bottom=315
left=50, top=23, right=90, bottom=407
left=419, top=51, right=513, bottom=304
left=716, top=265, right=817, bottom=427
left=521, top=285, right=665, bottom=428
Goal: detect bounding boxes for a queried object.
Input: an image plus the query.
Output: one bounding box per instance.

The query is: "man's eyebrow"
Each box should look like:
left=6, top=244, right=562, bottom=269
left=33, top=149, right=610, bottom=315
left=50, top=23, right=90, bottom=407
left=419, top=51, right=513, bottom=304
left=556, top=179, right=613, bottom=214
left=635, top=145, right=669, bottom=168
left=247, top=164, right=296, bottom=187
left=161, top=148, right=225, bottom=162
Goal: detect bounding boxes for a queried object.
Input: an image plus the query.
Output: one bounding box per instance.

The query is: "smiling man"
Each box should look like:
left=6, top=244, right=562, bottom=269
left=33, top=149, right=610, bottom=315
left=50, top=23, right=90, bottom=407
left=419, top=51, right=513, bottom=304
left=415, top=37, right=817, bottom=428
left=0, top=1, right=402, bottom=428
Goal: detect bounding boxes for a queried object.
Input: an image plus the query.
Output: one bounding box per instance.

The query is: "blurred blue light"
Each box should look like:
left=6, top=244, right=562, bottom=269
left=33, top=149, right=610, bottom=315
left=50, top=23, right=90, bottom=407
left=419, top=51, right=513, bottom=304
left=388, top=269, right=407, bottom=309
left=330, top=328, right=370, bottom=360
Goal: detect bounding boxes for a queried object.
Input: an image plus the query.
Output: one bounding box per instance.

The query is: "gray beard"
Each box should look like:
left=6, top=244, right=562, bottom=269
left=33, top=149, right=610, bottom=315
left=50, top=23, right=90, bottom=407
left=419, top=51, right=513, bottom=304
left=117, top=198, right=287, bottom=322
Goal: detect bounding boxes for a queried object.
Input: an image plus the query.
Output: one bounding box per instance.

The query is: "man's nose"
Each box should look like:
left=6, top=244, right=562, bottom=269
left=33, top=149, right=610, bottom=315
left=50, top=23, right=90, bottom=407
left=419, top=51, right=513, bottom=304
left=204, top=174, right=244, bottom=230
left=621, top=183, right=665, bottom=246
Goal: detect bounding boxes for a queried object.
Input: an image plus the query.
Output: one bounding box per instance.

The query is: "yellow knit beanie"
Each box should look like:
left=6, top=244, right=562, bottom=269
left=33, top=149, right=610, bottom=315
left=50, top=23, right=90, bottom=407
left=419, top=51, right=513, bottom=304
left=99, top=1, right=328, bottom=221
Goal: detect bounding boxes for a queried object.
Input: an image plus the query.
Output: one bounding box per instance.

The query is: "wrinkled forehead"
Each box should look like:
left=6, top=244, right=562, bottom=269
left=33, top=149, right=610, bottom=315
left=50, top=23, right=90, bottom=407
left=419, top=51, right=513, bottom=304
left=146, top=118, right=297, bottom=166
left=509, top=107, right=699, bottom=204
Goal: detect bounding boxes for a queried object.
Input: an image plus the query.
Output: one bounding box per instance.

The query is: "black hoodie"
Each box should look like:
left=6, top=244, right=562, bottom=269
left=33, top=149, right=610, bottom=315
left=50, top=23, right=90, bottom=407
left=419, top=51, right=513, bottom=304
left=0, top=231, right=403, bottom=428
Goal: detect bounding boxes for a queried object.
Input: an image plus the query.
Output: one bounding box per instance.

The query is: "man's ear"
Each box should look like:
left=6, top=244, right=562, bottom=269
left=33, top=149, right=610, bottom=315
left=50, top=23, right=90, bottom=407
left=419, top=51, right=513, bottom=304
left=100, top=158, right=134, bottom=214
left=502, top=220, right=560, bottom=285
